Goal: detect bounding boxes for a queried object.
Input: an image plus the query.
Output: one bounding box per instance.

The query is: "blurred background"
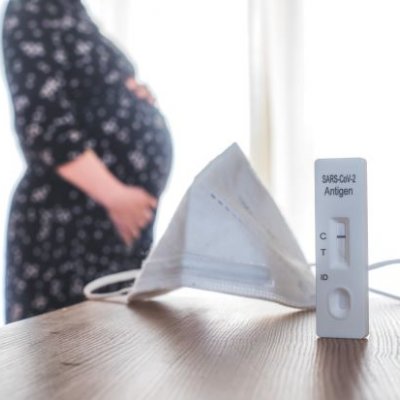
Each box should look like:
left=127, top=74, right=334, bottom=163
left=1, top=0, right=399, bottom=324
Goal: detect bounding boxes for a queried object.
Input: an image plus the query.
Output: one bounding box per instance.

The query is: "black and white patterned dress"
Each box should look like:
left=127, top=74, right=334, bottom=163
left=2, top=0, right=173, bottom=322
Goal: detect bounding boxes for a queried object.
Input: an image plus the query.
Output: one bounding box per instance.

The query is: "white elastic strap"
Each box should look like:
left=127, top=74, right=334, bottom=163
left=368, top=287, right=400, bottom=301
left=368, top=259, right=400, bottom=301
left=84, top=270, right=139, bottom=300
left=368, top=259, right=400, bottom=271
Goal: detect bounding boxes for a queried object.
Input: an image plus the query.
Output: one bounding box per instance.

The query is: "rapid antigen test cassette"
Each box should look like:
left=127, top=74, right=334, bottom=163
left=315, top=158, right=369, bottom=339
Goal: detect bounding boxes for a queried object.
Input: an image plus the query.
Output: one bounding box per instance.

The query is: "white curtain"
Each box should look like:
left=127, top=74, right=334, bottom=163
left=250, top=0, right=400, bottom=297
left=248, top=0, right=272, bottom=186
left=248, top=0, right=312, bottom=255
left=303, top=0, right=400, bottom=294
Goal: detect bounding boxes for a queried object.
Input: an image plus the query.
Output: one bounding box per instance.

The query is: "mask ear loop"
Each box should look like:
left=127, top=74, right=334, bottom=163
left=84, top=270, right=139, bottom=300
left=309, top=259, right=400, bottom=301
left=368, top=259, right=400, bottom=301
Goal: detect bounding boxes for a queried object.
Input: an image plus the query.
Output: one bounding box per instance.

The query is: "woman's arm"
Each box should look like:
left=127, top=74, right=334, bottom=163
left=57, top=149, right=157, bottom=246
left=3, top=5, right=157, bottom=247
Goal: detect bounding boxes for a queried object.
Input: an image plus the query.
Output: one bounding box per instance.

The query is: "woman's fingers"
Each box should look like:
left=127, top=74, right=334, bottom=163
left=117, top=222, right=134, bottom=247
left=125, top=77, right=137, bottom=91
left=137, top=215, right=151, bottom=229
left=119, top=218, right=143, bottom=241
left=148, top=196, right=158, bottom=209
left=130, top=225, right=140, bottom=239
left=144, top=208, right=154, bottom=223
left=107, top=185, right=158, bottom=246
left=135, top=85, right=155, bottom=104
left=125, top=78, right=155, bottom=104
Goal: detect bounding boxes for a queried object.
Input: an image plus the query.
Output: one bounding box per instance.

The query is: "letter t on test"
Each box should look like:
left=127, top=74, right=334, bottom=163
left=315, top=158, right=368, bottom=339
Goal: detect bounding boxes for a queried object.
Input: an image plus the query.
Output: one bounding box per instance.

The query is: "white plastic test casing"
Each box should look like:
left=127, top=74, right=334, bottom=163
left=315, top=158, right=368, bottom=339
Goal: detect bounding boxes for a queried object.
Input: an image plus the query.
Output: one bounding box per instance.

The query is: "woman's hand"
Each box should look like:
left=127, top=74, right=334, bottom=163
left=57, top=149, right=157, bottom=247
left=125, top=77, right=156, bottom=105
left=106, top=185, right=157, bottom=247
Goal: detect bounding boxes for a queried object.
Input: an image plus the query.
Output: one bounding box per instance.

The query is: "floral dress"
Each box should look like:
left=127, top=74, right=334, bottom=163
left=2, top=0, right=172, bottom=322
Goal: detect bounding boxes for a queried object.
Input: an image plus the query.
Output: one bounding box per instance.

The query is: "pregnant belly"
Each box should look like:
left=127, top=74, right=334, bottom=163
left=85, top=90, right=173, bottom=198
left=122, top=98, right=173, bottom=197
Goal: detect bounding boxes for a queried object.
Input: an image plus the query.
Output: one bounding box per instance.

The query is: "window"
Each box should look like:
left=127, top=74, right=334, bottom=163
left=301, top=0, right=400, bottom=292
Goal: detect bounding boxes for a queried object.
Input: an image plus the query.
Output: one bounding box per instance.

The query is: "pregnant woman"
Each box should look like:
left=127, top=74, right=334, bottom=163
left=2, top=0, right=172, bottom=322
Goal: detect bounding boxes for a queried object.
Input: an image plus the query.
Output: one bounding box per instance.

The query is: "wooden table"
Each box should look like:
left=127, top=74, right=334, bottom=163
left=1, top=289, right=400, bottom=400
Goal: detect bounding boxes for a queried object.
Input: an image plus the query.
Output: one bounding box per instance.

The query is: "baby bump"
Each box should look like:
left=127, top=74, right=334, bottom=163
left=85, top=89, right=173, bottom=198
left=123, top=98, right=173, bottom=197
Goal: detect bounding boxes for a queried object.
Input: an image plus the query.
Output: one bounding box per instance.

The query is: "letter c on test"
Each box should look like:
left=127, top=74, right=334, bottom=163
left=320, top=232, right=327, bottom=240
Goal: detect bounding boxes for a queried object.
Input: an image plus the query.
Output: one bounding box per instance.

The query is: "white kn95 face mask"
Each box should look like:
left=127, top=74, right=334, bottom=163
left=84, top=144, right=316, bottom=309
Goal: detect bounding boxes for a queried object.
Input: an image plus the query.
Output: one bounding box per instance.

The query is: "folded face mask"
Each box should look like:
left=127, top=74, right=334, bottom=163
left=84, top=144, right=316, bottom=309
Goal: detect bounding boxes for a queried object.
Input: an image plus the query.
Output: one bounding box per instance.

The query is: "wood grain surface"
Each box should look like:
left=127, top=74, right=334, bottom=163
left=0, top=290, right=400, bottom=400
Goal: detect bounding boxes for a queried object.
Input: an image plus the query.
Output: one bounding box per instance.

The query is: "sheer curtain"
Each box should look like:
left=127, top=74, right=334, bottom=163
left=249, top=0, right=400, bottom=298
left=250, top=0, right=400, bottom=300
left=248, top=0, right=311, bottom=249
left=0, top=0, right=250, bottom=324
left=303, top=0, right=400, bottom=294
